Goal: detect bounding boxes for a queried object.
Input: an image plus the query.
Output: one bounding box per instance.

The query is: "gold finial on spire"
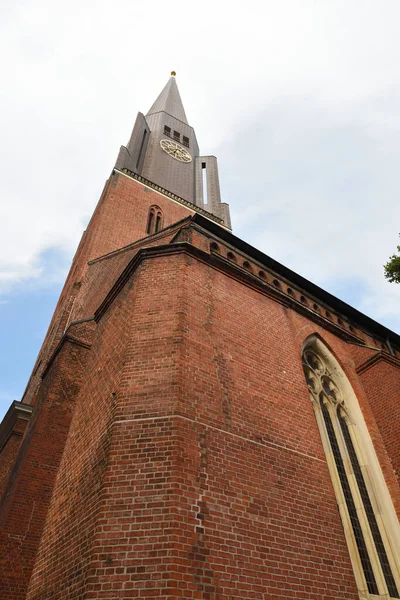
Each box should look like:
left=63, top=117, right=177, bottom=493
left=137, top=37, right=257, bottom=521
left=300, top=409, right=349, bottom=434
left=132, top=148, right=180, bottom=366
left=170, top=71, right=176, bottom=77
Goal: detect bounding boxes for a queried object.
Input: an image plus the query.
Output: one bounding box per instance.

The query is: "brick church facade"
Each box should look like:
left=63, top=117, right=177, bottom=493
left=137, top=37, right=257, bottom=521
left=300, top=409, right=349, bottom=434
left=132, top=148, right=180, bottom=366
left=1, top=74, right=400, bottom=599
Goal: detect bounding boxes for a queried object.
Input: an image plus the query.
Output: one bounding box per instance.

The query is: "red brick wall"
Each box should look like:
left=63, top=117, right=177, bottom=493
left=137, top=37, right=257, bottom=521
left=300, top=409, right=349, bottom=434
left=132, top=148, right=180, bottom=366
left=22, top=173, right=193, bottom=406
left=82, top=172, right=193, bottom=262
left=26, top=249, right=382, bottom=599
left=358, top=360, right=400, bottom=487
left=0, top=417, right=28, bottom=500
left=0, top=321, right=95, bottom=600
left=27, top=257, right=161, bottom=599
left=74, top=224, right=184, bottom=321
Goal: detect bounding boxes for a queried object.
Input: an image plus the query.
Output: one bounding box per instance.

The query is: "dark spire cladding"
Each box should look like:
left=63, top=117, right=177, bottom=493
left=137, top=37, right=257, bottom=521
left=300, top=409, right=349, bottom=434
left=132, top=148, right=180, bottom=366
left=146, top=74, right=189, bottom=124
left=115, top=74, right=231, bottom=229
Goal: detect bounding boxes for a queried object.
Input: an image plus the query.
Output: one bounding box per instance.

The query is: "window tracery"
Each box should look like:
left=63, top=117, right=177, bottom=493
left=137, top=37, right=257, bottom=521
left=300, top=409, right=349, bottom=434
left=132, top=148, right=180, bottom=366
left=302, top=341, right=400, bottom=599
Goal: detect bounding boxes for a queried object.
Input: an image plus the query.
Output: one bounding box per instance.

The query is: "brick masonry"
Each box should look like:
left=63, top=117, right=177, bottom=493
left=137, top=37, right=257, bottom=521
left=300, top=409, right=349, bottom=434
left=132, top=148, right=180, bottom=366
left=0, top=168, right=400, bottom=599
left=20, top=172, right=194, bottom=407
left=0, top=410, right=31, bottom=500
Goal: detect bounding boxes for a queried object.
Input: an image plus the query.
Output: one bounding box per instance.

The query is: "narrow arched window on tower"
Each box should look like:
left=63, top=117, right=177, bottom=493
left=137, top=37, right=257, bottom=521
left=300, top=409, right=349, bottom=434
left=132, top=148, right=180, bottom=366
left=302, top=338, right=400, bottom=599
left=146, top=207, right=155, bottom=234
left=146, top=206, right=163, bottom=235
left=155, top=211, right=163, bottom=233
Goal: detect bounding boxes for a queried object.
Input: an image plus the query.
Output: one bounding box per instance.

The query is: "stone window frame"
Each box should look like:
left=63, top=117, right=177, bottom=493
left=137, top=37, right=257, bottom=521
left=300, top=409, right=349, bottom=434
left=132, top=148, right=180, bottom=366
left=302, top=335, right=400, bottom=600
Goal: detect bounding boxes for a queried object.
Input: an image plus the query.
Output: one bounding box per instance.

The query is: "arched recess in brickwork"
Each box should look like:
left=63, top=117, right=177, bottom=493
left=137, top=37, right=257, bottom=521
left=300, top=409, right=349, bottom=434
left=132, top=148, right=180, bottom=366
left=302, top=334, right=400, bottom=599
left=146, top=205, right=163, bottom=235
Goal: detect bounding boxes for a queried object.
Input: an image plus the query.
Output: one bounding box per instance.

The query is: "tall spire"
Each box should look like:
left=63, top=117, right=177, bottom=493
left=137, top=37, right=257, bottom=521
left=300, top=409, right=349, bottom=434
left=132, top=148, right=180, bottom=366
left=115, top=73, right=231, bottom=228
left=146, top=72, right=188, bottom=124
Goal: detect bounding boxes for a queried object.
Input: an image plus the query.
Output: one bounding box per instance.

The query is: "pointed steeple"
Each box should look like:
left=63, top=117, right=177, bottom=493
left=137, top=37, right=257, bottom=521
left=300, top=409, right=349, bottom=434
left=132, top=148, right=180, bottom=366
left=146, top=72, right=188, bottom=125
left=115, top=73, right=231, bottom=228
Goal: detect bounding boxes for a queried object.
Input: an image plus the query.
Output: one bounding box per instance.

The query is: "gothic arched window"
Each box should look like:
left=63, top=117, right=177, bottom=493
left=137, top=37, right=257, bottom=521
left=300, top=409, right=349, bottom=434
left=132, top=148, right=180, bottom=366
left=146, top=206, right=163, bottom=235
left=155, top=211, right=162, bottom=233
left=302, top=337, right=400, bottom=599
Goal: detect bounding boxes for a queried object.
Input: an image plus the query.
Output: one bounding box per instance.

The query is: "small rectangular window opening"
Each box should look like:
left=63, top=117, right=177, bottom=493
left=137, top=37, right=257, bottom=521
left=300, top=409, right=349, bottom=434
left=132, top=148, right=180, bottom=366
left=182, top=136, right=189, bottom=148
left=173, top=130, right=180, bottom=141
left=164, top=125, right=171, bottom=138
left=136, top=130, right=147, bottom=169
left=202, top=162, right=208, bottom=206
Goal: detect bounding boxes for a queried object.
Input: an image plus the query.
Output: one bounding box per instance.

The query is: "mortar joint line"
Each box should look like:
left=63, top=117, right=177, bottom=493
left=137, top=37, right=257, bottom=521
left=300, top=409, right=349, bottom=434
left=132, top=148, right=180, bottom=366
left=113, top=413, right=324, bottom=462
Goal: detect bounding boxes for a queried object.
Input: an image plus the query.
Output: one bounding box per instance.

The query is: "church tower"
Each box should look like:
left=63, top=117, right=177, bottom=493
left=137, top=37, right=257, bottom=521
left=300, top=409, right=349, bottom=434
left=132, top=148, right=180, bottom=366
left=1, top=75, right=400, bottom=600
left=116, top=72, right=231, bottom=228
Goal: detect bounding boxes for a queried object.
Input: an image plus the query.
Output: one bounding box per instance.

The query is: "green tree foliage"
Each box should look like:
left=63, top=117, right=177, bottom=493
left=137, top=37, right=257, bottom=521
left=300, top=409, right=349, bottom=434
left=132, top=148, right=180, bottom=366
left=384, top=235, right=400, bottom=284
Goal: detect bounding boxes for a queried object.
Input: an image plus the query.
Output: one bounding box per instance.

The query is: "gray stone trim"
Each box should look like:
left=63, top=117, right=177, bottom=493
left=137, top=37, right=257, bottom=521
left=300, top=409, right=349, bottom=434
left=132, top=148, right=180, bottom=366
left=116, top=168, right=230, bottom=228
left=0, top=401, right=33, bottom=452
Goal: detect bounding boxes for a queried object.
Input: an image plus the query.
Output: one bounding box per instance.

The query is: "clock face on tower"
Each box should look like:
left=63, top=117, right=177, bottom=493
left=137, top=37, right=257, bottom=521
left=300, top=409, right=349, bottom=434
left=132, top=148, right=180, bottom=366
left=160, top=139, right=192, bottom=163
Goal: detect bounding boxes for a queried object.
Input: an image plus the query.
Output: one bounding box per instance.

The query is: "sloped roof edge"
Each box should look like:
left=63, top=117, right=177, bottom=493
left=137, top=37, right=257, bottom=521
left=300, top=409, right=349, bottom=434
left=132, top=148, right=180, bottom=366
left=191, top=213, right=400, bottom=346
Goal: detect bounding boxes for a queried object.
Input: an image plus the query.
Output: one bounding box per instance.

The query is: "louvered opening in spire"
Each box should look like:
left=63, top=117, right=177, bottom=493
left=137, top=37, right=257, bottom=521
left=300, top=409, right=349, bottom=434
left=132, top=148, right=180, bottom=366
left=146, top=75, right=188, bottom=125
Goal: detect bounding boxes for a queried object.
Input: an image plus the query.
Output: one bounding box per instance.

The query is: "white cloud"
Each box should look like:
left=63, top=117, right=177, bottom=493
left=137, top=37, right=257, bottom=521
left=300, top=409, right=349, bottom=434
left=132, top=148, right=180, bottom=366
left=1, top=0, right=400, bottom=331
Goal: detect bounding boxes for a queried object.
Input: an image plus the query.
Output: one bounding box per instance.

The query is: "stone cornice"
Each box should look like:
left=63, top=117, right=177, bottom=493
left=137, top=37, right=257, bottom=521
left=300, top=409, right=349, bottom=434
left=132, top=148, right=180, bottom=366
left=115, top=168, right=229, bottom=229
left=356, top=351, right=400, bottom=375
left=0, top=401, right=33, bottom=452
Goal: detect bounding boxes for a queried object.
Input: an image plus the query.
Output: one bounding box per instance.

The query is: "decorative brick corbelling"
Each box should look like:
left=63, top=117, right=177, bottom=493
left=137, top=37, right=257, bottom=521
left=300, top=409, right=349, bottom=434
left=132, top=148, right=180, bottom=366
left=192, top=222, right=372, bottom=339
left=191, top=213, right=400, bottom=354
left=94, top=240, right=364, bottom=346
